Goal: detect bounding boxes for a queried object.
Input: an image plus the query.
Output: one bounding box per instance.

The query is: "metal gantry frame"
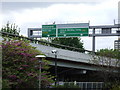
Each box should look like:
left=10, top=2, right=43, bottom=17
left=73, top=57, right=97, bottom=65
left=28, top=21, right=120, bottom=52
left=28, top=28, right=42, bottom=39
left=89, top=24, right=120, bottom=52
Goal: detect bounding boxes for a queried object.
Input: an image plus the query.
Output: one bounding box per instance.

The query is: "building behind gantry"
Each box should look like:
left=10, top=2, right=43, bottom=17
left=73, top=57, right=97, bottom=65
left=114, top=30, right=120, bottom=50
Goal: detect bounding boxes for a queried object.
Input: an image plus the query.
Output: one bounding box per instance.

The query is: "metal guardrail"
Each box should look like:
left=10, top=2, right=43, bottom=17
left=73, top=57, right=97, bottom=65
left=0, top=31, right=93, bottom=53
left=75, top=82, right=104, bottom=89
left=58, top=82, right=104, bottom=89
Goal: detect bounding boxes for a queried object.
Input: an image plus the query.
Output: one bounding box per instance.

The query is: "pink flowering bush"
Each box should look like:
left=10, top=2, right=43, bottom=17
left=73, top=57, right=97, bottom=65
left=2, top=40, right=54, bottom=89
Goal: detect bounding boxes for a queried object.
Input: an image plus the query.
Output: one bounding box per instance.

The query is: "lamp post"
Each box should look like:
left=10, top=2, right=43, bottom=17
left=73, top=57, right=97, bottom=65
left=51, top=50, right=58, bottom=86
left=35, top=55, right=46, bottom=90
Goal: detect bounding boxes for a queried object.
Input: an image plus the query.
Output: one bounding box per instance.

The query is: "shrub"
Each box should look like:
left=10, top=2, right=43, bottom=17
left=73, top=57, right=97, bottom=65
left=2, top=40, right=54, bottom=89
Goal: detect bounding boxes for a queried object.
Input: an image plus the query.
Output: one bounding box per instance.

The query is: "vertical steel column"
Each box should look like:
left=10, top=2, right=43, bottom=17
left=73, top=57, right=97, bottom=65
left=92, top=28, right=95, bottom=52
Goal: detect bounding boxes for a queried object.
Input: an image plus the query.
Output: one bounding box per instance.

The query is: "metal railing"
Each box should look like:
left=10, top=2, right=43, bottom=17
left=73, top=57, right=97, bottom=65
left=62, top=82, right=104, bottom=90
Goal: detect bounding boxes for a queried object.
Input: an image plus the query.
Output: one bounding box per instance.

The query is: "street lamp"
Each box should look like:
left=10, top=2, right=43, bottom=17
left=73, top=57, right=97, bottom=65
left=51, top=50, right=58, bottom=86
left=35, top=55, right=46, bottom=90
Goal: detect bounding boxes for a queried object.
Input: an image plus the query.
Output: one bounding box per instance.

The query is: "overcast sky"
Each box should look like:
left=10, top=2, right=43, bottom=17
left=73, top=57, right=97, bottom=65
left=1, top=0, right=120, bottom=51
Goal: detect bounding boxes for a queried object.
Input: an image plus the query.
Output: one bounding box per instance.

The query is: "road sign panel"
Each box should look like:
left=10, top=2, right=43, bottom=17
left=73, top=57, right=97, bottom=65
left=42, top=23, right=89, bottom=37
left=42, top=25, right=56, bottom=37
left=58, top=28, right=88, bottom=37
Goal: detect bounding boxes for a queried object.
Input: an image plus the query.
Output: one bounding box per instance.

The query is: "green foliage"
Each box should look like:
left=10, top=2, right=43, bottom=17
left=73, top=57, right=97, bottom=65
left=104, top=83, right=120, bottom=90
left=2, top=40, right=54, bottom=89
left=2, top=79, right=10, bottom=88
left=91, top=49, right=120, bottom=89
left=51, top=37, right=85, bottom=52
left=96, top=49, right=120, bottom=59
left=91, top=49, right=120, bottom=67
left=1, top=22, right=20, bottom=35
left=111, top=84, right=120, bottom=90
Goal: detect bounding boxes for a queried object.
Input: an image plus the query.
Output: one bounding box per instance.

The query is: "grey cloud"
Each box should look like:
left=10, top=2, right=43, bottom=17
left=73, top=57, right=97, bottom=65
left=2, top=2, right=54, bottom=13
left=2, top=2, right=99, bottom=13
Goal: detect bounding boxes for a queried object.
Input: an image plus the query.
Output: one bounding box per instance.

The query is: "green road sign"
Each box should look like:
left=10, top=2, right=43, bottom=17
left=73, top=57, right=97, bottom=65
left=58, top=28, right=88, bottom=37
left=42, top=25, right=56, bottom=37
left=42, top=24, right=89, bottom=37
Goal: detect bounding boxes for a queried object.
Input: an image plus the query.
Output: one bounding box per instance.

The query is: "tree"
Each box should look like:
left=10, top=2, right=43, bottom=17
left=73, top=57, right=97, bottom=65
left=1, top=22, right=20, bottom=35
left=90, top=49, right=120, bottom=89
left=2, top=40, right=54, bottom=89
left=96, top=49, right=120, bottom=60
left=51, top=37, right=85, bottom=52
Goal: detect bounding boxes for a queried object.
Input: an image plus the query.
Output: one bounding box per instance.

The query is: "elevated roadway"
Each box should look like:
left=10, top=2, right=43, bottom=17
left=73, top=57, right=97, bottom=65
left=1, top=31, right=119, bottom=82
left=30, top=43, right=118, bottom=72
left=0, top=31, right=119, bottom=72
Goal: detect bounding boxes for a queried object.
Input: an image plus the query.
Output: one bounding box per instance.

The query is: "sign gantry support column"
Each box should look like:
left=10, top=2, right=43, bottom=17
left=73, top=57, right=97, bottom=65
left=92, top=28, right=95, bottom=52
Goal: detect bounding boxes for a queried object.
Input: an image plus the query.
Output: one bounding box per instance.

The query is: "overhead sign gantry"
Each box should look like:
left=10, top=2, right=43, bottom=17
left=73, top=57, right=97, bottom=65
left=28, top=21, right=120, bottom=52
left=42, top=23, right=89, bottom=37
